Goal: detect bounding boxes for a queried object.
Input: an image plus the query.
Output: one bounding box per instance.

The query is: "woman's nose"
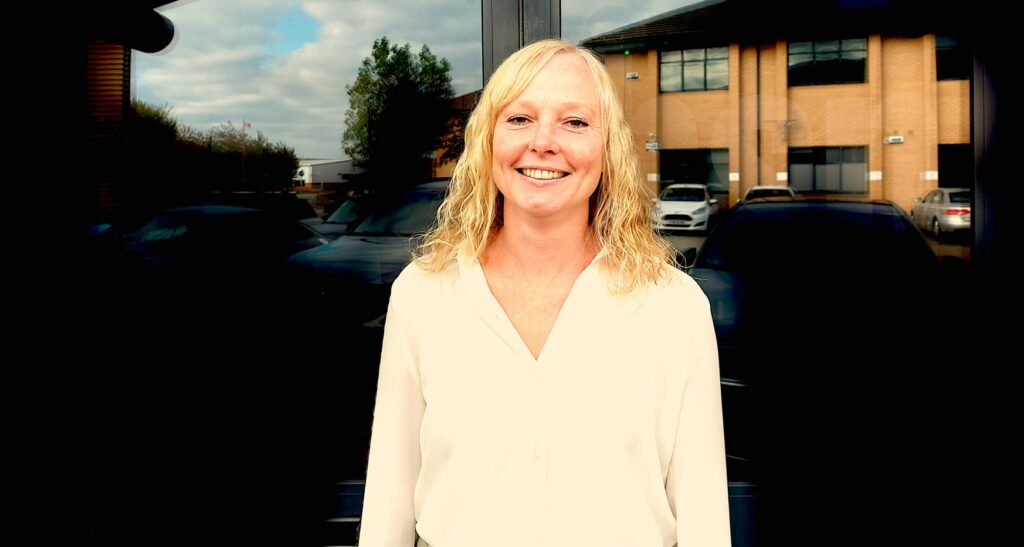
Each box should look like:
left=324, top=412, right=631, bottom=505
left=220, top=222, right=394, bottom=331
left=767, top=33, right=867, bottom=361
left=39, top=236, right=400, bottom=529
left=529, top=120, right=560, bottom=154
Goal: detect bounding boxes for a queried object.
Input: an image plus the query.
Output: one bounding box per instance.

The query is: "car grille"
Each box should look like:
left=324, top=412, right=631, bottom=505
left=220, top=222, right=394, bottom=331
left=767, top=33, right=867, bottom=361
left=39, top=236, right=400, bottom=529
left=664, top=214, right=693, bottom=222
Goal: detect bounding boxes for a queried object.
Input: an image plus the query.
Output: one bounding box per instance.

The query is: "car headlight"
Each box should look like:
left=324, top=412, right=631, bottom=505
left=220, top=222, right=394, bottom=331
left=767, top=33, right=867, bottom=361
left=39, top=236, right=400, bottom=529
left=693, top=207, right=707, bottom=215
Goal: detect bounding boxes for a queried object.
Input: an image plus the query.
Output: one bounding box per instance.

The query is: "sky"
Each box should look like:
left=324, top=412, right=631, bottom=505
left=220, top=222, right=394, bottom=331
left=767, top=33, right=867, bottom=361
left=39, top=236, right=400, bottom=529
left=135, top=0, right=701, bottom=160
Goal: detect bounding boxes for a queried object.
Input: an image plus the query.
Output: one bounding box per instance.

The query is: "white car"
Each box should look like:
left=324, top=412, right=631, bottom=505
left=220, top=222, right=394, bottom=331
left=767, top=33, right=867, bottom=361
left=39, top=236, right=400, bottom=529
left=652, top=183, right=719, bottom=232
left=740, top=185, right=796, bottom=203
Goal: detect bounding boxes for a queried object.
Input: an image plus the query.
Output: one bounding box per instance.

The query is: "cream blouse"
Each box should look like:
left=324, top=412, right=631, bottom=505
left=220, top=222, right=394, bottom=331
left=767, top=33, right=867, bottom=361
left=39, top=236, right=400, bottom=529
left=358, top=251, right=731, bottom=547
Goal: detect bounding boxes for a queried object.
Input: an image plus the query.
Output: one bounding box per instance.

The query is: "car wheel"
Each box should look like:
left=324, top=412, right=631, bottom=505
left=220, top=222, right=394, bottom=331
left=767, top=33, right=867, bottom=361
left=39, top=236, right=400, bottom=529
left=932, top=218, right=942, bottom=240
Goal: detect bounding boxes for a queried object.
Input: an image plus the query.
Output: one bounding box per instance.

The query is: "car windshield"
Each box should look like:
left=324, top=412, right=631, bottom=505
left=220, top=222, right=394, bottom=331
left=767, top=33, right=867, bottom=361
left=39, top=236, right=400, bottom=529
left=949, top=191, right=970, bottom=204
left=351, top=189, right=444, bottom=236
left=123, top=212, right=194, bottom=250
left=696, top=203, right=936, bottom=274
left=326, top=196, right=371, bottom=224
left=661, top=187, right=706, bottom=201
left=747, top=189, right=792, bottom=199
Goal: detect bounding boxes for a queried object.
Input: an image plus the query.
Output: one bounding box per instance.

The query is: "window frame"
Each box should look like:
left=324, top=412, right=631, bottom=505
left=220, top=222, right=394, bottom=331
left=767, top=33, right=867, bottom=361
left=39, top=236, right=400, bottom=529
left=660, top=46, right=729, bottom=93
left=788, top=146, right=869, bottom=194
left=936, top=34, right=971, bottom=81
left=787, top=38, right=867, bottom=87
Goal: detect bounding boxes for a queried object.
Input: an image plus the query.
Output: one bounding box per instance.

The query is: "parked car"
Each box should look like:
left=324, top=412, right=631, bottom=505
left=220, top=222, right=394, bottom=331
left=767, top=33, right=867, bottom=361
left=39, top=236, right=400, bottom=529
left=910, top=187, right=971, bottom=239
left=739, top=184, right=795, bottom=203
left=204, top=191, right=321, bottom=223
left=314, top=194, right=376, bottom=240
left=652, top=183, right=720, bottom=232
left=682, top=197, right=966, bottom=545
left=113, top=204, right=329, bottom=297
left=286, top=180, right=448, bottom=325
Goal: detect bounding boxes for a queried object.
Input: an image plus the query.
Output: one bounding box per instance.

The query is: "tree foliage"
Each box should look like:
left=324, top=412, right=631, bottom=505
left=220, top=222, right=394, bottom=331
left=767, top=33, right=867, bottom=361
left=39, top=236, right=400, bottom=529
left=342, top=37, right=456, bottom=185
left=123, top=100, right=299, bottom=218
left=129, top=101, right=297, bottom=188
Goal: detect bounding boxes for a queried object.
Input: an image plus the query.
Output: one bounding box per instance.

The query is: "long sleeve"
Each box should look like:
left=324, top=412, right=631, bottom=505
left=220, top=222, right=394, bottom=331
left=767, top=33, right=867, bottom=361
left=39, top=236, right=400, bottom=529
left=665, top=296, right=732, bottom=547
left=359, top=280, right=425, bottom=546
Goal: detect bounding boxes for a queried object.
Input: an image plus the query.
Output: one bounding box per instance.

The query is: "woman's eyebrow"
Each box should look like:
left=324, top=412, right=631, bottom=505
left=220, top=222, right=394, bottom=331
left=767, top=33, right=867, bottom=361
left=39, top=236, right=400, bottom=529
left=505, top=99, right=597, bottom=116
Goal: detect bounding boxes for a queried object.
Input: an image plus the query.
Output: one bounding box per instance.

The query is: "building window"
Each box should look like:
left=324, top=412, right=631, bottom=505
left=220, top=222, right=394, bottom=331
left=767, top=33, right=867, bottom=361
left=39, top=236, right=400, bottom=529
left=939, top=144, right=972, bottom=187
left=788, top=39, right=866, bottom=86
left=659, top=149, right=729, bottom=194
left=789, top=146, right=867, bottom=193
left=936, top=35, right=970, bottom=80
left=660, top=47, right=728, bottom=92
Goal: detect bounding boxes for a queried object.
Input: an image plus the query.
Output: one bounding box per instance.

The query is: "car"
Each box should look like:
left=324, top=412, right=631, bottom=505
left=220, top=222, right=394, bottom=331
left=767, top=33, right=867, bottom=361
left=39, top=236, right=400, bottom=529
left=910, top=187, right=971, bottom=239
left=314, top=194, right=376, bottom=240
left=739, top=184, right=795, bottom=203
left=204, top=191, right=321, bottom=223
left=286, top=180, right=448, bottom=325
left=682, top=196, right=966, bottom=545
left=112, top=204, right=329, bottom=296
left=652, top=183, right=720, bottom=233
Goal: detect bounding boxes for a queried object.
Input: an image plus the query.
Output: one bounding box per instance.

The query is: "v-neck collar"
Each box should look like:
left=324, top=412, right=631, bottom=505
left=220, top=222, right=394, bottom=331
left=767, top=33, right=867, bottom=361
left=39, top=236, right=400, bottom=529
left=458, top=248, right=605, bottom=364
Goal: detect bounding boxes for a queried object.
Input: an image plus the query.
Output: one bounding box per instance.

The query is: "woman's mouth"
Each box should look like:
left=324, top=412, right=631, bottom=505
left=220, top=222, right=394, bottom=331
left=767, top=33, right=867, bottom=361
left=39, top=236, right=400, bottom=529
left=516, top=168, right=568, bottom=180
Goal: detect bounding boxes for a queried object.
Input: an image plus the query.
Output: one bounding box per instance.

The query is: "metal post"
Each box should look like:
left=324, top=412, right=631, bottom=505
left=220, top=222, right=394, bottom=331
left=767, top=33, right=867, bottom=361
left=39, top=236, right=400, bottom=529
left=481, top=0, right=561, bottom=84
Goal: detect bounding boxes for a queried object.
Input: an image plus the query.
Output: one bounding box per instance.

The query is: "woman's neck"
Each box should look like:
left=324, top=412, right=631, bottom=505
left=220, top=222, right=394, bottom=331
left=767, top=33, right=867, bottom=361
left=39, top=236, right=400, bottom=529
left=486, top=208, right=598, bottom=277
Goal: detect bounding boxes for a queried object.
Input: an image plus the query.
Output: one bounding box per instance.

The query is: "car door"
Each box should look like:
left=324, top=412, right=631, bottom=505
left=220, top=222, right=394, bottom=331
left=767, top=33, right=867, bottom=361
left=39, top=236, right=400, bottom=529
left=928, top=189, right=945, bottom=221
left=915, top=190, right=936, bottom=228
left=705, top=186, right=719, bottom=216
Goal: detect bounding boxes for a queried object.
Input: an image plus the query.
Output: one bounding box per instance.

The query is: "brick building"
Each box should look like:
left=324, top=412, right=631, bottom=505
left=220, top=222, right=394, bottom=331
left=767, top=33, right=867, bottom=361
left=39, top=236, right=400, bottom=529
left=580, top=0, right=969, bottom=212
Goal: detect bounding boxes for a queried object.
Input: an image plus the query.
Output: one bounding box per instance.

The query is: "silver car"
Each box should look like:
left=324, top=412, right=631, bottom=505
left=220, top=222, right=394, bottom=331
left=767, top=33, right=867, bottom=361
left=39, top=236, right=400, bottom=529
left=910, top=187, right=971, bottom=239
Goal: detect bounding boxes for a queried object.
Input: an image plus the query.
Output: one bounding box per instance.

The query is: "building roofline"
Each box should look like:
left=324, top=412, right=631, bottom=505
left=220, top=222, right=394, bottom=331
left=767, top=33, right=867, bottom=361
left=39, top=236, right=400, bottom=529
left=580, top=0, right=968, bottom=53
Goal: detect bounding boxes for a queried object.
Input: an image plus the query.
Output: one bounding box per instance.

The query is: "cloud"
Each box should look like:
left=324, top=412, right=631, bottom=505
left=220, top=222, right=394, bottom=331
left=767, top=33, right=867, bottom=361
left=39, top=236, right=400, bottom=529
left=136, top=0, right=698, bottom=159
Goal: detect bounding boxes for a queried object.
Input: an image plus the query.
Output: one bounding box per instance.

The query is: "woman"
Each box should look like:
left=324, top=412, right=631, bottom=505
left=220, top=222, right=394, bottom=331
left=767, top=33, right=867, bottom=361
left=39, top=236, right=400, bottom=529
left=359, top=39, right=730, bottom=547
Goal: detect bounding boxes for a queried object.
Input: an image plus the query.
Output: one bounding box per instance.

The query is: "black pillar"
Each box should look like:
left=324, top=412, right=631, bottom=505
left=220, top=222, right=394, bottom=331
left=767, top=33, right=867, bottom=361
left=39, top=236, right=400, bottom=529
left=481, top=0, right=560, bottom=84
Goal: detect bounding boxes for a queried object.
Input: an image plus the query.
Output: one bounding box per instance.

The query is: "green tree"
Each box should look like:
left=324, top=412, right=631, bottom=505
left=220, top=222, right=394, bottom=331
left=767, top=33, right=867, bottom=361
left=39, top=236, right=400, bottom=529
left=126, top=101, right=299, bottom=207
left=342, top=36, right=456, bottom=186
left=206, top=121, right=299, bottom=190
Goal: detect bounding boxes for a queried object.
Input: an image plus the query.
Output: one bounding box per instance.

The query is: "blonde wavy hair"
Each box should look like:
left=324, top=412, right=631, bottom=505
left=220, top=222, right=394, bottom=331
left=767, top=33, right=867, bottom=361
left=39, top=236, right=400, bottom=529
left=415, top=39, right=675, bottom=292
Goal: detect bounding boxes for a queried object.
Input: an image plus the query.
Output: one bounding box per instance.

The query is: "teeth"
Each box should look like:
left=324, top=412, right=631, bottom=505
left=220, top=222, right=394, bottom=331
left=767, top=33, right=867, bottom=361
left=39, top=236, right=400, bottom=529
left=520, top=168, right=566, bottom=180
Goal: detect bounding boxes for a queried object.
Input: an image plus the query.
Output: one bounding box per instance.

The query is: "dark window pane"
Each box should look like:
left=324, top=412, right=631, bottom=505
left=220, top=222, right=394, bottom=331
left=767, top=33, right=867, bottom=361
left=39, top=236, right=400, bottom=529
left=789, top=147, right=868, bottom=193
left=661, top=62, right=682, bottom=92
left=353, top=190, right=442, bottom=235
left=843, top=147, right=866, bottom=163
left=790, top=38, right=867, bottom=85
left=949, top=191, right=970, bottom=203
left=790, top=41, right=813, bottom=54
left=842, top=38, right=866, bottom=50
left=936, top=35, right=971, bottom=80
left=707, top=47, right=729, bottom=60
left=660, top=148, right=728, bottom=188
left=683, top=61, right=705, bottom=90
left=790, top=164, right=814, bottom=192
left=706, top=59, right=728, bottom=89
left=939, top=143, right=972, bottom=186
left=841, top=161, right=867, bottom=192
left=789, top=53, right=813, bottom=68
left=816, top=40, right=840, bottom=53
left=683, top=49, right=705, bottom=61
left=665, top=47, right=728, bottom=92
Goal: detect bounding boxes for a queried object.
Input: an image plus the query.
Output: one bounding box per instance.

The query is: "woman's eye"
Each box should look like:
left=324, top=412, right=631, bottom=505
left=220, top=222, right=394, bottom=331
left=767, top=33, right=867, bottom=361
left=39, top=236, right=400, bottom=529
left=566, top=118, right=589, bottom=129
left=507, top=115, right=530, bottom=125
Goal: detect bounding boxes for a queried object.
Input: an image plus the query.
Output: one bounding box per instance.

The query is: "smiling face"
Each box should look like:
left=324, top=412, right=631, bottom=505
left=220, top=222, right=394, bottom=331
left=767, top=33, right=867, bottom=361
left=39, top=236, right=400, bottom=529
left=491, top=52, right=604, bottom=225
